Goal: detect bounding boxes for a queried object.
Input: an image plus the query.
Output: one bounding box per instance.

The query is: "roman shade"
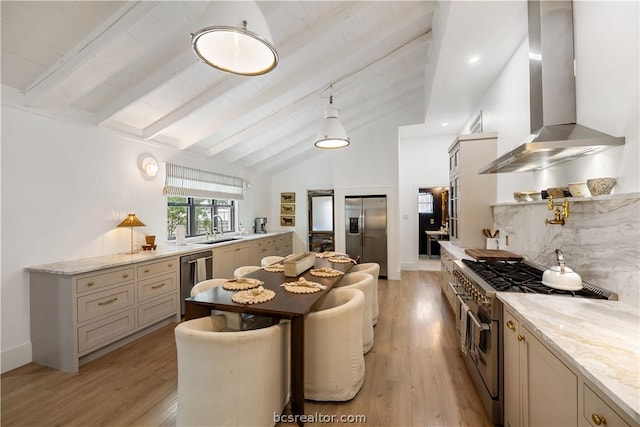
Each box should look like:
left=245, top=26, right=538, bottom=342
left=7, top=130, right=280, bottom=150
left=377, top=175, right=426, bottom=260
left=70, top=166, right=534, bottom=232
left=163, top=162, right=244, bottom=200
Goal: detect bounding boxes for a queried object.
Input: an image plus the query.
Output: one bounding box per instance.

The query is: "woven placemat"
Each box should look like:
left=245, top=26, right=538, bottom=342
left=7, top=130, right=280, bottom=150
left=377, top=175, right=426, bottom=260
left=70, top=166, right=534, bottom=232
left=263, top=263, right=285, bottom=273
left=315, top=251, right=337, bottom=259
left=327, top=255, right=356, bottom=264
left=310, top=267, right=345, bottom=278
left=280, top=277, right=327, bottom=294
left=231, top=286, right=275, bottom=304
left=223, top=277, right=264, bottom=291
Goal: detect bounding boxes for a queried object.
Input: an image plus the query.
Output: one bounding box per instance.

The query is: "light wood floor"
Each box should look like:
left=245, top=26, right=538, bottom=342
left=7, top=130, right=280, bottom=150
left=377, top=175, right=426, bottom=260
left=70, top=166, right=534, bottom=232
left=1, top=271, right=491, bottom=427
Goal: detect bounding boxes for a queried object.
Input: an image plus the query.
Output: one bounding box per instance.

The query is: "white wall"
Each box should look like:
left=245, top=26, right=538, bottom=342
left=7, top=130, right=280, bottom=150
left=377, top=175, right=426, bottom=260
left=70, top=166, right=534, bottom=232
left=271, top=99, right=424, bottom=280
left=0, top=105, right=271, bottom=372
left=463, top=1, right=639, bottom=201
left=398, top=126, right=453, bottom=270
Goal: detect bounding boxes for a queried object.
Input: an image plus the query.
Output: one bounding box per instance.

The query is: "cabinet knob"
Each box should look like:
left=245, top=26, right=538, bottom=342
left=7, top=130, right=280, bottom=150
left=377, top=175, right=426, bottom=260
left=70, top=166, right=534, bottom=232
left=122, top=274, right=129, bottom=278
left=144, top=268, right=150, bottom=273
left=168, top=263, right=173, bottom=267
left=87, top=281, right=94, bottom=286
left=592, top=413, right=606, bottom=425
left=506, top=320, right=516, bottom=331
left=517, top=334, right=525, bottom=342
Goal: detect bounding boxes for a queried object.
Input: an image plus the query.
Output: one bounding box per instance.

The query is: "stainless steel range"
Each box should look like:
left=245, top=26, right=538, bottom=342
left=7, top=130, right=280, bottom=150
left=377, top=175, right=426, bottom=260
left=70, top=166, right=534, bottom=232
left=450, top=258, right=617, bottom=426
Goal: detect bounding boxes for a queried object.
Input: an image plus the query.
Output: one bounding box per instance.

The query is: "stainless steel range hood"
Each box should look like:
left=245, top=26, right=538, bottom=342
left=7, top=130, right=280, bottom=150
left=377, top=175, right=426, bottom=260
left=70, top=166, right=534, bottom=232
left=479, top=0, right=624, bottom=174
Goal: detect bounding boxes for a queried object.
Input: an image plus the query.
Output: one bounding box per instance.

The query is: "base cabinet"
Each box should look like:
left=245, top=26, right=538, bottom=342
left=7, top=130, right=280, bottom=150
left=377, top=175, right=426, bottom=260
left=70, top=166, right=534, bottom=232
left=439, top=246, right=457, bottom=313
left=212, top=243, right=252, bottom=278
left=504, top=309, right=578, bottom=427
left=504, top=309, right=636, bottom=427
left=30, top=257, right=179, bottom=372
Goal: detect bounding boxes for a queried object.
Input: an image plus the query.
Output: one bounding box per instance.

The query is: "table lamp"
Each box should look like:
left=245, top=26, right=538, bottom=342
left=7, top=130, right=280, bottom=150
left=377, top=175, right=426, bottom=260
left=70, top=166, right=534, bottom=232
left=117, top=213, right=146, bottom=254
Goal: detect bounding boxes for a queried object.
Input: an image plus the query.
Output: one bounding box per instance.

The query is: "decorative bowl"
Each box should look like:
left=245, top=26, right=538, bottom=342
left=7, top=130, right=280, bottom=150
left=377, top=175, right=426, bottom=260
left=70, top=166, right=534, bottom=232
left=586, top=177, right=616, bottom=196
left=567, top=182, right=590, bottom=198
left=546, top=187, right=569, bottom=198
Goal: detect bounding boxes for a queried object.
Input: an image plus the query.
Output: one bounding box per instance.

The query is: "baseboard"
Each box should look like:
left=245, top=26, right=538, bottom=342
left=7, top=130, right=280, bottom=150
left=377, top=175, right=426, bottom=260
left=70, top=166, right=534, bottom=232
left=1, top=341, right=32, bottom=374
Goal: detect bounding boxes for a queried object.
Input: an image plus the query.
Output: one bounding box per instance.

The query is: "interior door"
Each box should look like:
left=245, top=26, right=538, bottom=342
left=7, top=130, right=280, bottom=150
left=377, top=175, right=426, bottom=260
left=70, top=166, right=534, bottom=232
left=308, top=190, right=335, bottom=252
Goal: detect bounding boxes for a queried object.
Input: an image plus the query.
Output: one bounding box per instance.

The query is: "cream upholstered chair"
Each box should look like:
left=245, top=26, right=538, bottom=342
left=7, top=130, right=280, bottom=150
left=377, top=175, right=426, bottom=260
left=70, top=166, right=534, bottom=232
left=175, top=316, right=290, bottom=427
left=261, top=255, right=284, bottom=267
left=190, top=279, right=243, bottom=330
left=347, top=262, right=380, bottom=325
left=233, top=265, right=262, bottom=278
left=335, top=272, right=375, bottom=353
left=304, top=287, right=365, bottom=401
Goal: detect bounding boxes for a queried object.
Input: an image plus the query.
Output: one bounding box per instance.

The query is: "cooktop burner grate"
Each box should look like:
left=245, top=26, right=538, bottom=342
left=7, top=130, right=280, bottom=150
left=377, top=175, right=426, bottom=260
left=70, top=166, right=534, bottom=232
left=461, top=259, right=608, bottom=299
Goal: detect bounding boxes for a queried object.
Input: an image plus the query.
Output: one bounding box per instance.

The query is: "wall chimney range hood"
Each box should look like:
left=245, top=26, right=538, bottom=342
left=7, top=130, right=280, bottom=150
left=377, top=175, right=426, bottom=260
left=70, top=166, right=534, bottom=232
left=479, top=0, right=624, bottom=174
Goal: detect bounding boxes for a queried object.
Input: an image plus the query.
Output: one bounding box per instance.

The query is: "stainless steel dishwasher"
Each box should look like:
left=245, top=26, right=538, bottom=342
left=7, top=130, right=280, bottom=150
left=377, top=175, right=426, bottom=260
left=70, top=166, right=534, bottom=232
left=179, top=250, right=213, bottom=315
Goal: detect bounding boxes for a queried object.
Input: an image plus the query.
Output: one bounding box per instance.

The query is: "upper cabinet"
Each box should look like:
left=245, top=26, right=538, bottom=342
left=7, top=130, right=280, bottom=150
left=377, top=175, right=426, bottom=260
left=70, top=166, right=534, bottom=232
left=448, top=133, right=497, bottom=249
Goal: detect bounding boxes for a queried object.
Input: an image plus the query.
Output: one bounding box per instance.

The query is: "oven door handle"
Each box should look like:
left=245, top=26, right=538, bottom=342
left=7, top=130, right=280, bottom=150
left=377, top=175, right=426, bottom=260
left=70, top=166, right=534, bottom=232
left=449, top=281, right=464, bottom=296
left=467, top=310, right=490, bottom=331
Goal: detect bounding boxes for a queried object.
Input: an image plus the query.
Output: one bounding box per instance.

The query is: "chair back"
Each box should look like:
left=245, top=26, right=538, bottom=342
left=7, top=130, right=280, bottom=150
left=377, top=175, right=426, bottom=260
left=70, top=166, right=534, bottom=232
left=346, top=262, right=380, bottom=325
left=261, top=255, right=284, bottom=267
left=335, top=272, right=374, bottom=353
left=175, top=317, right=290, bottom=426
left=190, top=278, right=227, bottom=296
left=233, top=265, right=261, bottom=278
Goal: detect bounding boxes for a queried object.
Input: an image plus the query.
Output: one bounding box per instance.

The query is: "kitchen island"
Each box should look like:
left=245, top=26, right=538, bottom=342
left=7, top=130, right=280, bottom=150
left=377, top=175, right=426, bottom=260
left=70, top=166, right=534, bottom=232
left=499, top=293, right=639, bottom=426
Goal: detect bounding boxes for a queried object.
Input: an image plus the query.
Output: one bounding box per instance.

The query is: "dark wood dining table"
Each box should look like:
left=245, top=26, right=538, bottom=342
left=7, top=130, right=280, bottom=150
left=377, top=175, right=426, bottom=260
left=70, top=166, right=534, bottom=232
left=184, top=255, right=353, bottom=422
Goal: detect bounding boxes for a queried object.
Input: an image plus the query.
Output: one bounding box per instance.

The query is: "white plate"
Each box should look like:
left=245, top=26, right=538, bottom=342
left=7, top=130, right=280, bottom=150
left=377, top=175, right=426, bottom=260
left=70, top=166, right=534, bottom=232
left=542, top=280, right=583, bottom=291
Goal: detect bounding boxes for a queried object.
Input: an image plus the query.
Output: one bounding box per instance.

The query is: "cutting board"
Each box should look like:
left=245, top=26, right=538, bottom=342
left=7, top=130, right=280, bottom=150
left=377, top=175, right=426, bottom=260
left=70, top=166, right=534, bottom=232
left=465, top=248, right=523, bottom=261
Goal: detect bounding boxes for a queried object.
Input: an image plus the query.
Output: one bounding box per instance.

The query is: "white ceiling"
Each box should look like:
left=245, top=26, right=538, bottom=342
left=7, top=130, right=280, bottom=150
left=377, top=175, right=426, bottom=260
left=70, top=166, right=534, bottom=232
left=1, top=1, right=527, bottom=174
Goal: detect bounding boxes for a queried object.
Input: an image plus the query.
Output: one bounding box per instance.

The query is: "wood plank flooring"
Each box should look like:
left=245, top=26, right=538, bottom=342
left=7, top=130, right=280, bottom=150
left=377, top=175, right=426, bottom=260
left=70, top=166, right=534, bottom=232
left=1, top=271, right=491, bottom=427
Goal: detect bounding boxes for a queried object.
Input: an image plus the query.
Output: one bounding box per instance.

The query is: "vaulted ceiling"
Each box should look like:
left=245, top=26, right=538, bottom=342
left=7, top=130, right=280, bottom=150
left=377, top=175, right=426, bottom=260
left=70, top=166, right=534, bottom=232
left=1, top=1, right=527, bottom=174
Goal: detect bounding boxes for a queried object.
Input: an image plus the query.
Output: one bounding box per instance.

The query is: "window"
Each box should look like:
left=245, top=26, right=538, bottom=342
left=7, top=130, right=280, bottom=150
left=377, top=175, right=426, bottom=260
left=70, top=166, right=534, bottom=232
left=167, top=197, right=235, bottom=239
left=418, top=192, right=434, bottom=214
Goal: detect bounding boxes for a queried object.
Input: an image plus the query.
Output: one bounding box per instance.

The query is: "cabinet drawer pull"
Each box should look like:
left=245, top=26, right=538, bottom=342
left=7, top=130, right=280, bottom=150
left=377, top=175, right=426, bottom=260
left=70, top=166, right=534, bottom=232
left=144, top=268, right=150, bottom=273
left=87, top=281, right=94, bottom=287
left=506, top=320, right=516, bottom=331
left=122, top=273, right=129, bottom=278
left=592, top=413, right=606, bottom=425
left=151, top=283, right=166, bottom=289
left=517, top=334, right=525, bottom=342
left=168, top=263, right=173, bottom=267
left=98, top=297, right=118, bottom=306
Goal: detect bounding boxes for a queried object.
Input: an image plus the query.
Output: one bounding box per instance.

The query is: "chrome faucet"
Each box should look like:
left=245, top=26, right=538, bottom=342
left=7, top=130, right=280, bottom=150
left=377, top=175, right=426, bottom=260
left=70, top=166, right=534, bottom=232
left=212, top=215, right=225, bottom=238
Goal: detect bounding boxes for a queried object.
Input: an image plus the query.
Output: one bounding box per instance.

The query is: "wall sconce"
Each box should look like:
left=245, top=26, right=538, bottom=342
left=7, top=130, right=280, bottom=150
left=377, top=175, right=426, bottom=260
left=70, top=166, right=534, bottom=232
left=139, top=154, right=159, bottom=178
left=545, top=196, right=569, bottom=226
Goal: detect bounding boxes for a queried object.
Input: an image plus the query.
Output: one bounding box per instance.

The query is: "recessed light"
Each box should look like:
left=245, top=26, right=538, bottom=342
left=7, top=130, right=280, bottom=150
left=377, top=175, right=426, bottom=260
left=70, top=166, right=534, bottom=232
left=468, top=56, right=480, bottom=64
left=442, top=122, right=449, bottom=127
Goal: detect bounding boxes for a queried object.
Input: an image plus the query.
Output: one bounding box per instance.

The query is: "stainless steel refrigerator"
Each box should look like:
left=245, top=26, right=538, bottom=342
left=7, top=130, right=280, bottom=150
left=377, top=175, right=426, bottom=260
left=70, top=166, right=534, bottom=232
left=345, top=196, right=388, bottom=277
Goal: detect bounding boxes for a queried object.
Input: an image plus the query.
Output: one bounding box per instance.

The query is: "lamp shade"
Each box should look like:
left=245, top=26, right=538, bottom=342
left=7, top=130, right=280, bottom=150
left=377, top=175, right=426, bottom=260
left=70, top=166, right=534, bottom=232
left=191, top=2, right=278, bottom=76
left=315, top=97, right=350, bottom=149
left=117, top=213, right=145, bottom=228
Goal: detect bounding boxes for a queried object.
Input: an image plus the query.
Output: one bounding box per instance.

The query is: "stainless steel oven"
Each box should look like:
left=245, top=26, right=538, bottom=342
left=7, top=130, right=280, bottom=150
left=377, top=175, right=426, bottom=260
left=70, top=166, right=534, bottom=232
left=452, top=258, right=617, bottom=426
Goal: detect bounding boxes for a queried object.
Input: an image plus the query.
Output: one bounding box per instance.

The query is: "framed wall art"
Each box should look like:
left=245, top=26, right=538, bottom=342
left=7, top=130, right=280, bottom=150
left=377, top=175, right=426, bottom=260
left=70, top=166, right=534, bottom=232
left=280, top=216, right=295, bottom=227
left=280, top=203, right=296, bottom=215
left=281, top=192, right=296, bottom=203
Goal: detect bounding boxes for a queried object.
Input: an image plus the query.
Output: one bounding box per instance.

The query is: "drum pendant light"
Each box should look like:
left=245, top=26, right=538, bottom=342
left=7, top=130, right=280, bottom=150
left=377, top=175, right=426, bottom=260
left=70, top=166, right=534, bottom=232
left=191, top=1, right=278, bottom=76
left=314, top=96, right=350, bottom=149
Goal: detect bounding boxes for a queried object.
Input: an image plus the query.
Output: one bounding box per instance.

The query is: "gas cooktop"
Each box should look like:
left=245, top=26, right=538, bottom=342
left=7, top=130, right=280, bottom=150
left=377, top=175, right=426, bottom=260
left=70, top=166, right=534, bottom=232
left=460, top=259, right=612, bottom=299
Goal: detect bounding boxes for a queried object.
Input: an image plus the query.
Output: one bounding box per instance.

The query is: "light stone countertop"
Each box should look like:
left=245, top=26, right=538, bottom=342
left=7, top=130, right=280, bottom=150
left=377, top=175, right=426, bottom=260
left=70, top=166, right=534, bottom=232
left=498, top=293, right=640, bottom=424
left=439, top=241, right=475, bottom=261
left=25, top=232, right=291, bottom=276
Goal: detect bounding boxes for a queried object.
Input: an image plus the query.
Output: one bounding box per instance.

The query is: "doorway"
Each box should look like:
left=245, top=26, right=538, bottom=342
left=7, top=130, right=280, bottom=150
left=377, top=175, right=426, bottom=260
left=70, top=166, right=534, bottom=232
left=308, top=190, right=334, bottom=252
left=418, top=187, right=449, bottom=257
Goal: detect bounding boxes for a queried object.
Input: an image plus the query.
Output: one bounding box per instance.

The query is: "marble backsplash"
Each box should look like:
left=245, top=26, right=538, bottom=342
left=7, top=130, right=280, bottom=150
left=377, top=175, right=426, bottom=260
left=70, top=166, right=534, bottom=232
left=492, top=193, right=639, bottom=307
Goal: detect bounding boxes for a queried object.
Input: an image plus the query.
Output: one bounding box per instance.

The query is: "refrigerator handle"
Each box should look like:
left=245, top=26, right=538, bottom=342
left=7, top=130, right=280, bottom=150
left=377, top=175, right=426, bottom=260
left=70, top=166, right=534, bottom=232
left=361, top=212, right=365, bottom=247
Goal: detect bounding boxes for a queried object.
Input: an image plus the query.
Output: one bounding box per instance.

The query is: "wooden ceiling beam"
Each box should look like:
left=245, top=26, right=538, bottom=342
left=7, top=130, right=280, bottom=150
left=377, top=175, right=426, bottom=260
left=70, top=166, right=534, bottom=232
left=22, top=1, right=157, bottom=106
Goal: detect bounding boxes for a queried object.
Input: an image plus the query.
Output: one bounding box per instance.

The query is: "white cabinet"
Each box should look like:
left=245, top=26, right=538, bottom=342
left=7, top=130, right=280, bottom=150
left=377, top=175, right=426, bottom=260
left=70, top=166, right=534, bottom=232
left=504, top=309, right=579, bottom=427
left=30, top=257, right=179, bottom=372
left=251, top=233, right=293, bottom=265
left=439, top=246, right=457, bottom=313
left=448, top=133, right=497, bottom=249
left=213, top=243, right=252, bottom=278
left=582, top=384, right=631, bottom=427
